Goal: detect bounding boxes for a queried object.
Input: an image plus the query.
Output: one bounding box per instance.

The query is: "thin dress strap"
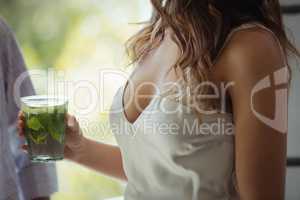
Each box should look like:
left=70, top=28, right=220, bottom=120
left=160, top=23, right=287, bottom=116
left=214, top=22, right=286, bottom=65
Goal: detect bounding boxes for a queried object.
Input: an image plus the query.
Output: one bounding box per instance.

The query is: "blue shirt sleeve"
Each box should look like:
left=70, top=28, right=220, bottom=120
left=1, top=17, right=58, bottom=199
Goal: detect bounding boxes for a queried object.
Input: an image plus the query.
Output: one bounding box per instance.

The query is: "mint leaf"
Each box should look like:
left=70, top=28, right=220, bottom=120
left=29, top=132, right=48, bottom=144
left=49, top=126, right=63, bottom=143
left=27, top=117, right=44, bottom=131
left=37, top=133, right=48, bottom=144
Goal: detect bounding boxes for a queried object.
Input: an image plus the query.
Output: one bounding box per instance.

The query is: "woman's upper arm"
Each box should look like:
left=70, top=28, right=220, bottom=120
left=214, top=30, right=288, bottom=200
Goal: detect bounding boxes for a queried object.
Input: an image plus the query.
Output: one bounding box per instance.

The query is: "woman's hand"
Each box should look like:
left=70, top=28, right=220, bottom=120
left=18, top=112, right=126, bottom=180
left=63, top=114, right=86, bottom=161
left=17, top=112, right=86, bottom=162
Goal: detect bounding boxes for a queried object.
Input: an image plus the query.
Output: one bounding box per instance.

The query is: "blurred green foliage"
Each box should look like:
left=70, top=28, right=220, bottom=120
left=0, top=0, right=82, bottom=67
left=0, top=0, right=147, bottom=68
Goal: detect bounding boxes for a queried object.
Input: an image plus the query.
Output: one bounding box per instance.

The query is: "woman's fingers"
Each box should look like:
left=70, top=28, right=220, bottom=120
left=21, top=144, right=28, bottom=153
left=18, top=111, right=24, bottom=119
left=17, top=112, right=27, bottom=152
left=17, top=119, right=25, bottom=136
left=66, top=114, right=79, bottom=133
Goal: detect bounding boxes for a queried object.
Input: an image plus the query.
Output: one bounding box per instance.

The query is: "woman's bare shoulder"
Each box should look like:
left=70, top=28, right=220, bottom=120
left=212, top=27, right=285, bottom=83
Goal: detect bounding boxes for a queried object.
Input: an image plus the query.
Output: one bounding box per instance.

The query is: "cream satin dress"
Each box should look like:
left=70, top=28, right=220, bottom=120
left=109, top=23, right=279, bottom=200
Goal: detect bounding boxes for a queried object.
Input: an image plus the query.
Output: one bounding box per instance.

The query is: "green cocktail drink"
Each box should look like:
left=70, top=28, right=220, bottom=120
left=21, top=95, right=68, bottom=162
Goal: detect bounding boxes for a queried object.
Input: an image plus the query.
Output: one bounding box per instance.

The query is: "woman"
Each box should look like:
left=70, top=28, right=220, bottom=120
left=19, top=0, right=299, bottom=199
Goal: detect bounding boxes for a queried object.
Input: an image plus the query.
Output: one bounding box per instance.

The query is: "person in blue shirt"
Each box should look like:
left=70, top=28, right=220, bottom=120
left=0, top=17, right=57, bottom=200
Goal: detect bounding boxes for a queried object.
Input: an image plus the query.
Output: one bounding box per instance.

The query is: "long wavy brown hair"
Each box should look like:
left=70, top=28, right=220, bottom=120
left=126, top=0, right=299, bottom=87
